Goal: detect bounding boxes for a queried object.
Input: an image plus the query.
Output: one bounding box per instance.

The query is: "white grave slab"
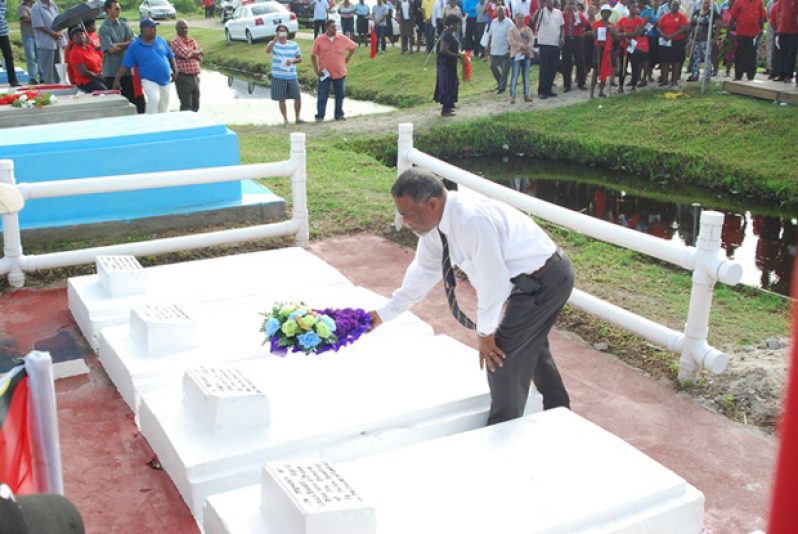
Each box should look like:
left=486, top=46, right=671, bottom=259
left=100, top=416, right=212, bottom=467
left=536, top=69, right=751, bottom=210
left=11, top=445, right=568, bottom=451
left=205, top=409, right=704, bottom=534
left=139, top=334, right=542, bottom=521
left=129, top=304, right=199, bottom=356
left=99, top=285, right=434, bottom=414
left=69, top=248, right=352, bottom=349
left=259, top=461, right=375, bottom=534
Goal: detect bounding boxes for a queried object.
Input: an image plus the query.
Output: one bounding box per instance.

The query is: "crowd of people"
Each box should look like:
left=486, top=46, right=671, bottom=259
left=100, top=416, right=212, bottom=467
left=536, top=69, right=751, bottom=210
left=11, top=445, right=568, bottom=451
left=10, top=0, right=204, bottom=114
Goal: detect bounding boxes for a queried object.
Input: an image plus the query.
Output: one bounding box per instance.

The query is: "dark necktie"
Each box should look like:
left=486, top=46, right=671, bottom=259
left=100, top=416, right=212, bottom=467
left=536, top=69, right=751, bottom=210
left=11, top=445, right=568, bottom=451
left=438, top=229, right=476, bottom=330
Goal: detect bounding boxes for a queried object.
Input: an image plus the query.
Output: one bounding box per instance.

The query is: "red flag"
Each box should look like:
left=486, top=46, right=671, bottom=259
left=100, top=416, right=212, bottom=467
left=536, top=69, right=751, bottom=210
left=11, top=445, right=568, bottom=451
left=768, top=255, right=798, bottom=533
left=370, top=26, right=377, bottom=59
left=463, top=51, right=472, bottom=82
left=599, top=28, right=613, bottom=83
left=132, top=68, right=144, bottom=98
left=0, top=366, right=35, bottom=495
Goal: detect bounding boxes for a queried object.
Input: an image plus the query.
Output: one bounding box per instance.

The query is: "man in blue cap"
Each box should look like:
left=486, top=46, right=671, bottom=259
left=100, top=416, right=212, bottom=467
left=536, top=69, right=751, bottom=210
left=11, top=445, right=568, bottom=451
left=112, top=17, right=176, bottom=113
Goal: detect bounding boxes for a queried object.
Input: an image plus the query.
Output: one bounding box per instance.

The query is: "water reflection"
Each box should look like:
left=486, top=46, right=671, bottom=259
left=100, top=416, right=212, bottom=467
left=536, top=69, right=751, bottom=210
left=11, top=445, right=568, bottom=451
left=464, top=161, right=795, bottom=296
left=167, top=69, right=395, bottom=125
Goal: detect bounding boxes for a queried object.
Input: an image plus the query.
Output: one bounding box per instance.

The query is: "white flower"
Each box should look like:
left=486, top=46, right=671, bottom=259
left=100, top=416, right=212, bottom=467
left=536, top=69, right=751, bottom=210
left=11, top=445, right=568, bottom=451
left=50, top=95, right=57, bottom=104
left=19, top=94, right=28, bottom=103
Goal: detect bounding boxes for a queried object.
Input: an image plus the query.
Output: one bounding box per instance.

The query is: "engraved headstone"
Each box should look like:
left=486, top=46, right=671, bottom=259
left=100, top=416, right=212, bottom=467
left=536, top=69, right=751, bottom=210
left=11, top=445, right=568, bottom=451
left=183, top=366, right=270, bottom=434
left=129, top=303, right=199, bottom=356
left=261, top=460, right=375, bottom=534
left=96, top=255, right=147, bottom=297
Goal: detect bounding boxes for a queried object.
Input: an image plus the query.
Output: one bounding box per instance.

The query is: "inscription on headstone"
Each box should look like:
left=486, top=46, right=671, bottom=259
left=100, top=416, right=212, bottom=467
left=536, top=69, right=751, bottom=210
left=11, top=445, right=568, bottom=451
left=183, top=366, right=271, bottom=434
left=273, top=461, right=364, bottom=512
left=130, top=303, right=198, bottom=356
left=96, top=255, right=147, bottom=297
left=136, top=303, right=192, bottom=323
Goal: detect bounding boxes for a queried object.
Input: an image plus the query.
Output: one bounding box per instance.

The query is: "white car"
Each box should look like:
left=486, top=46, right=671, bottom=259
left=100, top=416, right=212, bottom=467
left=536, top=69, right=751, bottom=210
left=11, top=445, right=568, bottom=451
left=328, top=0, right=399, bottom=36
left=138, top=0, right=176, bottom=19
left=225, top=1, right=299, bottom=44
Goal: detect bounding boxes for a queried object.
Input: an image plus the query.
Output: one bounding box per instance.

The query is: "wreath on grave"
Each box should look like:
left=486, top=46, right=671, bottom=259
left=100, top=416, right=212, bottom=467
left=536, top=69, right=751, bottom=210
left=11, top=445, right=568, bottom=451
left=261, top=303, right=372, bottom=356
left=0, top=91, right=57, bottom=108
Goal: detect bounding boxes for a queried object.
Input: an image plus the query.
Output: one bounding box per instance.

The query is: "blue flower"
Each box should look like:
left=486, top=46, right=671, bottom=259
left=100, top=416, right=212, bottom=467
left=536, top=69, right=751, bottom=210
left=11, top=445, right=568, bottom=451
left=297, top=331, right=322, bottom=350
left=319, top=314, right=337, bottom=333
left=264, top=317, right=281, bottom=337
left=289, top=308, right=307, bottom=320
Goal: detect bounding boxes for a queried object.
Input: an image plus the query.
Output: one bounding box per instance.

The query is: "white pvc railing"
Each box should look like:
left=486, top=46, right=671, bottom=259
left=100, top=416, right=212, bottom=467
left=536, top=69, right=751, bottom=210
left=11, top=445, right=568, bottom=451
left=395, top=123, right=743, bottom=381
left=0, top=132, right=309, bottom=289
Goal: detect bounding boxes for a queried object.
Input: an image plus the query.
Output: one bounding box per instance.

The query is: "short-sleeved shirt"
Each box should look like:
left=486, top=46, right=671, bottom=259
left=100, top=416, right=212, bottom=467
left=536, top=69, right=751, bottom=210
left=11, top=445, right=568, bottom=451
left=488, top=16, right=513, bottom=54
left=271, top=40, right=300, bottom=79
left=100, top=17, right=134, bottom=76
left=563, top=9, right=589, bottom=38
left=31, top=0, right=63, bottom=50
left=730, top=0, right=765, bottom=36
left=535, top=8, right=564, bottom=46
left=69, top=44, right=103, bottom=86
left=657, top=11, right=689, bottom=40
left=313, top=0, right=328, bottom=20
left=0, top=0, right=10, bottom=37
left=311, top=33, right=356, bottom=79
left=18, top=4, right=33, bottom=38
left=618, top=16, right=648, bottom=51
left=690, top=6, right=719, bottom=41
left=354, top=2, right=370, bottom=15
left=122, top=35, right=174, bottom=85
left=372, top=2, right=390, bottom=24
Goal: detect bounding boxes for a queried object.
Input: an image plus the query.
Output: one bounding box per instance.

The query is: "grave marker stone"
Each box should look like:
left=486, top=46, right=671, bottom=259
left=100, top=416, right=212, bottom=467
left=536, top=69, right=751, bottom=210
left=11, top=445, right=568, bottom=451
left=129, top=304, right=198, bottom=356
left=97, top=255, right=147, bottom=297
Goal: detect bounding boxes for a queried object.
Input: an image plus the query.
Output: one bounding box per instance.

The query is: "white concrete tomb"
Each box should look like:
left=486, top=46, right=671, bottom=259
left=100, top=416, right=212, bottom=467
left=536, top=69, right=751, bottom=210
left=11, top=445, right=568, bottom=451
left=96, top=255, right=147, bottom=298
left=205, top=408, right=704, bottom=534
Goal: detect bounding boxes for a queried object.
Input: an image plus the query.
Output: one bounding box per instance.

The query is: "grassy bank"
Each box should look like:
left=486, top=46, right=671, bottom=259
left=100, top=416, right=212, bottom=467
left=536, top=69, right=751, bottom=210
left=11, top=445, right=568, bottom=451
left=343, top=88, right=798, bottom=209
left=190, top=27, right=501, bottom=108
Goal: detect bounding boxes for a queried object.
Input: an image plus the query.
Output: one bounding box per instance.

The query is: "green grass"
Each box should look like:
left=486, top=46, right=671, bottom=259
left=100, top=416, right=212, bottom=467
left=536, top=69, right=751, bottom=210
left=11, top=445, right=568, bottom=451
left=191, top=27, right=504, bottom=108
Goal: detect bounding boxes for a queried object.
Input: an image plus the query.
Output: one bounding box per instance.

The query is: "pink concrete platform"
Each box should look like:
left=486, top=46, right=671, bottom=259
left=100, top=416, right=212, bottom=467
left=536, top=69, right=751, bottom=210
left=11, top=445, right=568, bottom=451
left=0, top=235, right=778, bottom=533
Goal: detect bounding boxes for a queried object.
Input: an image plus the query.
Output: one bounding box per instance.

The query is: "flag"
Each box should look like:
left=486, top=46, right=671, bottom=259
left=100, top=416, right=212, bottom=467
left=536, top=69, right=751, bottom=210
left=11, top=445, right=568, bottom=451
left=767, top=255, right=798, bottom=533
left=370, top=26, right=377, bottom=59
left=599, top=23, right=613, bottom=82
left=0, top=365, right=35, bottom=494
left=463, top=51, right=472, bottom=82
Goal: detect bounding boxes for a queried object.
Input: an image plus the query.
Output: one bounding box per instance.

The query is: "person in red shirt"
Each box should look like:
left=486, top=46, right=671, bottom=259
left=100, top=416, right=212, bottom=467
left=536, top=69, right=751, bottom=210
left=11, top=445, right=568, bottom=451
left=562, top=0, right=590, bottom=90
left=590, top=4, right=618, bottom=97
left=67, top=26, right=107, bottom=92
left=774, top=0, right=798, bottom=81
left=84, top=19, right=101, bottom=51
left=617, top=2, right=648, bottom=91
left=730, top=0, right=766, bottom=80
left=656, top=0, right=689, bottom=86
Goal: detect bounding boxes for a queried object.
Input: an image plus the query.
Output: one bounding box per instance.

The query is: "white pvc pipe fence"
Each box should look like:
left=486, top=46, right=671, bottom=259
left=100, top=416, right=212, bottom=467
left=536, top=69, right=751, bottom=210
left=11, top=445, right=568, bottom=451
left=0, top=132, right=309, bottom=289
left=396, top=123, right=743, bottom=381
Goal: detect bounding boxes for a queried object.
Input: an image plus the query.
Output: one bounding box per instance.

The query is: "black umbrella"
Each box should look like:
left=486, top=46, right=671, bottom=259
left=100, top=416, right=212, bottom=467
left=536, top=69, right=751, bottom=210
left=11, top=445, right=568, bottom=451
left=51, top=0, right=104, bottom=32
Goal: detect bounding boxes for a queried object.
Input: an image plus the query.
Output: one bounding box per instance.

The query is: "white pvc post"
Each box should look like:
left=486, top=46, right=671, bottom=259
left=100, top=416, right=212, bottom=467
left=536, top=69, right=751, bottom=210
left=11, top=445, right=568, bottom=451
left=0, top=160, right=25, bottom=288
left=394, top=123, right=414, bottom=231
left=678, top=211, right=733, bottom=381
left=25, top=351, right=64, bottom=495
left=290, top=133, right=309, bottom=248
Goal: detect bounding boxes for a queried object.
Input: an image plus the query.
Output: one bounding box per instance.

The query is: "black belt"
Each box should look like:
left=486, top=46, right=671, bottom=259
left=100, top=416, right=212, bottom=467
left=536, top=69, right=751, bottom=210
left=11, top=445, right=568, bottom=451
left=511, top=249, right=562, bottom=286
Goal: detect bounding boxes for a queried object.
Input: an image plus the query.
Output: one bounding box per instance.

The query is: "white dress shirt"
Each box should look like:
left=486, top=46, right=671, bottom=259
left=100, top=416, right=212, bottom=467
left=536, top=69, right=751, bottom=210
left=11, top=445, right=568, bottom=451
left=535, top=7, right=564, bottom=46
left=377, top=192, right=556, bottom=336
left=488, top=16, right=514, bottom=55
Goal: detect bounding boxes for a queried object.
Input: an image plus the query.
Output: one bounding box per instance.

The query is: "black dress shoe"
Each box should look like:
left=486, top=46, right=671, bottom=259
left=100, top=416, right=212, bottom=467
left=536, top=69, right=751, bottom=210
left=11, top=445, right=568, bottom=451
left=563, top=86, right=571, bottom=92
left=546, top=92, right=557, bottom=97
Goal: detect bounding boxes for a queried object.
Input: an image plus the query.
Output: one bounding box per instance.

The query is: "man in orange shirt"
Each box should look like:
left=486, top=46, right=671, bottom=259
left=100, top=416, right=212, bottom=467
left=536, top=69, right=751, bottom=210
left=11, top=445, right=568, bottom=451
left=68, top=26, right=107, bottom=92
left=311, top=20, right=357, bottom=121
left=730, top=0, right=766, bottom=80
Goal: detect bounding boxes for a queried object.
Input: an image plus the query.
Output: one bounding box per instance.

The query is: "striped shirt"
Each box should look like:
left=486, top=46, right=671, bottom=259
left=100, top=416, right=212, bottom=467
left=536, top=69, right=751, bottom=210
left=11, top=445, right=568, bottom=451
left=0, top=0, right=9, bottom=37
left=270, top=40, right=300, bottom=80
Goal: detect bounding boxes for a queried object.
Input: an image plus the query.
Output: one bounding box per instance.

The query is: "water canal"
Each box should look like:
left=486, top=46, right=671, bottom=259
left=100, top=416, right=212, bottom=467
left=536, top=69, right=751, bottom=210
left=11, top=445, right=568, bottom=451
left=168, top=69, right=395, bottom=125
left=451, top=157, right=796, bottom=297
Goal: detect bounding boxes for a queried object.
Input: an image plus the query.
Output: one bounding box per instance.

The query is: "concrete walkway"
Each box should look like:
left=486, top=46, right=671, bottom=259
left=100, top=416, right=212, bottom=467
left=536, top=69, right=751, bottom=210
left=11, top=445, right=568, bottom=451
left=0, top=235, right=777, bottom=533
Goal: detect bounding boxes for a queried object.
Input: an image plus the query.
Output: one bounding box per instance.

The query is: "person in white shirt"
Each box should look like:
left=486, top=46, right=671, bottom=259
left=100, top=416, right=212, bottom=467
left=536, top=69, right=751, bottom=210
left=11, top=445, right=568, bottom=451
left=534, top=0, right=564, bottom=97
left=511, top=0, right=531, bottom=23
left=312, top=0, right=329, bottom=38
left=487, top=5, right=514, bottom=92
left=369, top=168, right=574, bottom=425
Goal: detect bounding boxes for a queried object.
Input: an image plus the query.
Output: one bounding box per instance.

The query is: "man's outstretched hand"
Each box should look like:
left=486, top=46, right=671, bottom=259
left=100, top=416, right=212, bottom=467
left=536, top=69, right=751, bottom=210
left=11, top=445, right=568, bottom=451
left=367, top=310, right=382, bottom=332
left=479, top=333, right=506, bottom=373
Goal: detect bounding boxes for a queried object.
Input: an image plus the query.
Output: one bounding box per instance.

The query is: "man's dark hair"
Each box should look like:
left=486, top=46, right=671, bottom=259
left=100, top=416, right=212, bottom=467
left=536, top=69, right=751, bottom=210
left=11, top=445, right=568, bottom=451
left=104, top=0, right=118, bottom=13
left=391, top=168, right=445, bottom=202
left=444, top=13, right=461, bottom=26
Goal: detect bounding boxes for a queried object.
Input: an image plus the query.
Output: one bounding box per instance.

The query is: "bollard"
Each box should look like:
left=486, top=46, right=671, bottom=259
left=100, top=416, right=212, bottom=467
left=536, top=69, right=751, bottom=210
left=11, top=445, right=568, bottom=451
left=290, top=133, right=309, bottom=248
left=25, top=351, right=64, bottom=495
left=394, top=123, right=414, bottom=231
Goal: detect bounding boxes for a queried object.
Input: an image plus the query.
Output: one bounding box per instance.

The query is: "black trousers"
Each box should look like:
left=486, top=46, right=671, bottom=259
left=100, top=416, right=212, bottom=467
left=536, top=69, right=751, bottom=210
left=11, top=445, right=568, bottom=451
left=464, top=17, right=477, bottom=53
left=105, top=75, right=145, bottom=114
left=78, top=79, right=108, bottom=92
left=176, top=72, right=200, bottom=111
left=734, top=35, right=756, bottom=80
left=537, top=44, right=560, bottom=95
left=0, top=35, right=18, bottom=85
left=561, top=36, right=585, bottom=89
left=488, top=252, right=574, bottom=425
left=313, top=19, right=327, bottom=39
left=777, top=33, right=798, bottom=78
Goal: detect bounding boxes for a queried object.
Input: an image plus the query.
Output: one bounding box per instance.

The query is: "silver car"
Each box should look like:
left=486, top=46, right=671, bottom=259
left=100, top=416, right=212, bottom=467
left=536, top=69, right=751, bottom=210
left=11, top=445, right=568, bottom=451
left=139, top=0, right=177, bottom=19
